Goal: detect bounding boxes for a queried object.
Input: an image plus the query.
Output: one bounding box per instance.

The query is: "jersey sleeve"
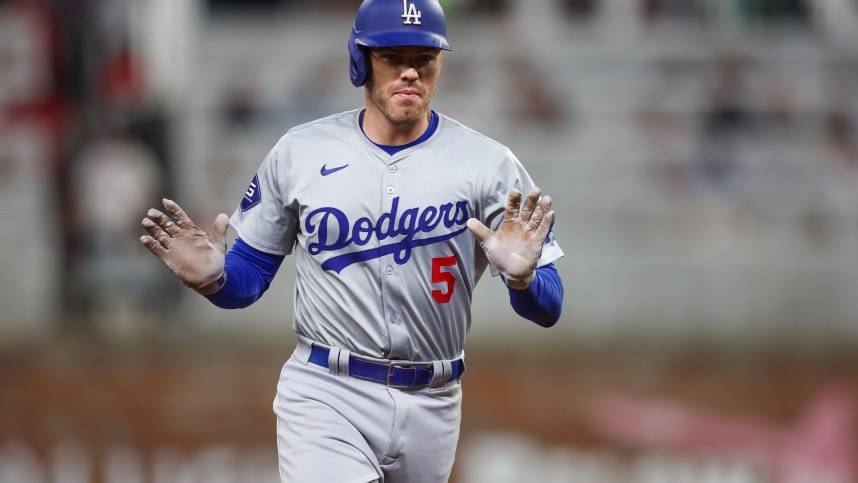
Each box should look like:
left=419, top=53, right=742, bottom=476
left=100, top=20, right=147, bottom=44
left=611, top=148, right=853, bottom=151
left=229, top=140, right=299, bottom=256
left=481, top=149, right=564, bottom=276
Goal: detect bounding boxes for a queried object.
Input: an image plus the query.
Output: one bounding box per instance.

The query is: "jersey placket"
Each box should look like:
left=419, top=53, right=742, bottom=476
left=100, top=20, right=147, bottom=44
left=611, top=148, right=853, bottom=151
left=379, top=160, right=410, bottom=359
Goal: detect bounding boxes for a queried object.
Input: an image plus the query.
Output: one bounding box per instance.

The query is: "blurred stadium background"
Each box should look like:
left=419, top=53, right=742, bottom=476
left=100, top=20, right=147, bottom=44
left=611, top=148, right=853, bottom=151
left=2, top=0, right=858, bottom=481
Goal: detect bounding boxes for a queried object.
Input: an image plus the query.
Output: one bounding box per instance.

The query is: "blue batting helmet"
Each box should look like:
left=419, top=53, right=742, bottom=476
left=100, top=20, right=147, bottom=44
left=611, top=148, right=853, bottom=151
left=348, top=0, right=453, bottom=87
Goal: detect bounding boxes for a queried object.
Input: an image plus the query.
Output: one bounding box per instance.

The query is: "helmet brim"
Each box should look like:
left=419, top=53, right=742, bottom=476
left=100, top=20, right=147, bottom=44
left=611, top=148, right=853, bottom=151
left=354, top=30, right=452, bottom=51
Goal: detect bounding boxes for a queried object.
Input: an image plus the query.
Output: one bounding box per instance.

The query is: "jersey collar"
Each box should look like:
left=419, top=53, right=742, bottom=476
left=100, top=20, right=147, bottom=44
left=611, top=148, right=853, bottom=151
left=357, top=109, right=440, bottom=157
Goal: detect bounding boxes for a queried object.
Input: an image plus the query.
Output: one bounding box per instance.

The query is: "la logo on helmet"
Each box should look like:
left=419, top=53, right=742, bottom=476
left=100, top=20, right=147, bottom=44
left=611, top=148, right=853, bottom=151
left=401, top=0, right=422, bottom=25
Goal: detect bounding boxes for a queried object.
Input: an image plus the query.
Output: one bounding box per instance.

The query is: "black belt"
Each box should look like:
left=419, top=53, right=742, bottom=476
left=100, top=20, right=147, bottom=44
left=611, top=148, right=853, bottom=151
left=308, top=345, right=464, bottom=389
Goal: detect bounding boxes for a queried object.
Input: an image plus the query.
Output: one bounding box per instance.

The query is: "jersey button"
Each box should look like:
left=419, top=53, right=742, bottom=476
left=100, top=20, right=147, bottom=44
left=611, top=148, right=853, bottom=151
left=388, top=165, right=397, bottom=173
left=386, top=186, right=395, bottom=195
left=386, top=266, right=393, bottom=275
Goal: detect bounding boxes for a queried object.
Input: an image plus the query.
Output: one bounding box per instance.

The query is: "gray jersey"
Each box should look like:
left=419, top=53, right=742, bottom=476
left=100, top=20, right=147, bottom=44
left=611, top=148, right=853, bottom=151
left=230, top=109, right=563, bottom=362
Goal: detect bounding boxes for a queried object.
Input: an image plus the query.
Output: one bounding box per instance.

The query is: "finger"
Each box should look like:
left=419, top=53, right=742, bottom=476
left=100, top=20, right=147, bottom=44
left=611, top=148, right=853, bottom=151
left=163, top=199, right=194, bottom=229
left=503, top=189, right=522, bottom=222
left=142, top=218, right=172, bottom=247
left=209, top=213, right=230, bottom=250
left=146, top=208, right=170, bottom=226
left=519, top=186, right=542, bottom=223
left=162, top=219, right=180, bottom=236
left=146, top=209, right=179, bottom=237
left=146, top=208, right=181, bottom=236
left=533, top=210, right=555, bottom=244
left=466, top=218, right=494, bottom=244
left=525, top=195, right=552, bottom=232
left=140, top=235, right=168, bottom=258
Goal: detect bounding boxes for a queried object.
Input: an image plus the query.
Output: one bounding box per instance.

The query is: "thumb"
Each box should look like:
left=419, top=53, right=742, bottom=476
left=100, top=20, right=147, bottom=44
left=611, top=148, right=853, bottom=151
left=466, top=218, right=494, bottom=244
left=209, top=213, right=230, bottom=249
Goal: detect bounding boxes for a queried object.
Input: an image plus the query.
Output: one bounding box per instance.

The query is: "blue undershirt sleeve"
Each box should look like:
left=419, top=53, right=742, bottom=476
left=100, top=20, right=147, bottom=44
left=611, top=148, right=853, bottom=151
left=506, top=263, right=564, bottom=328
left=204, top=237, right=285, bottom=309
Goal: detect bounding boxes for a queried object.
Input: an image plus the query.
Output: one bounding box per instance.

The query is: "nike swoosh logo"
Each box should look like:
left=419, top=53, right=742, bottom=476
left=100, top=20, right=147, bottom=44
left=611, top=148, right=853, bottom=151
left=321, top=164, right=349, bottom=176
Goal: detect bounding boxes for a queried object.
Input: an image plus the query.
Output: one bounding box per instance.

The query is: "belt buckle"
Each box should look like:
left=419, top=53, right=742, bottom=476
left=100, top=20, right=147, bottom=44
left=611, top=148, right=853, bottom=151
left=386, top=361, right=419, bottom=389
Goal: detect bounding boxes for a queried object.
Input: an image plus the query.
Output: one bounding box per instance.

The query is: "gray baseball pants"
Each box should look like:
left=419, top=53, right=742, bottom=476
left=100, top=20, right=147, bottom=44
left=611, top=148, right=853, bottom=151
left=273, top=336, right=463, bottom=482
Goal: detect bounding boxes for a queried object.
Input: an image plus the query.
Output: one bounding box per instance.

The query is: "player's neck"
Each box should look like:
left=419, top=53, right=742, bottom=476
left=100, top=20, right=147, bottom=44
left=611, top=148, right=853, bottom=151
left=361, top=107, right=430, bottom=146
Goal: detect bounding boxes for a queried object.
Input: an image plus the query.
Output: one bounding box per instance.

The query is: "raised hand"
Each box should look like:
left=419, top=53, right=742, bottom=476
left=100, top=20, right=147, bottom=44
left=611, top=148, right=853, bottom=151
left=140, top=199, right=230, bottom=295
left=466, top=187, right=554, bottom=289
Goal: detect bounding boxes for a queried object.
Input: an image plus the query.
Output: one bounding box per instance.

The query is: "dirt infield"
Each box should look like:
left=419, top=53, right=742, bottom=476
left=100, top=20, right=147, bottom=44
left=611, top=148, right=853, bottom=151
left=1, top=338, right=855, bottom=482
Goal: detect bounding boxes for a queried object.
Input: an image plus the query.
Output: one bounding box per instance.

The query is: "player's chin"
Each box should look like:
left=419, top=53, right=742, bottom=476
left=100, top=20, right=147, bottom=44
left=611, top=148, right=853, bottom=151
left=388, top=106, right=426, bottom=124
left=392, top=97, right=423, bottom=111
left=402, top=104, right=425, bottom=116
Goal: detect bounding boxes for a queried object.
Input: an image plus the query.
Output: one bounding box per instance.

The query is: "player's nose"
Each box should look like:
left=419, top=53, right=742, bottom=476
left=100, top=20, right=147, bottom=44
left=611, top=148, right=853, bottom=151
left=401, top=65, right=419, bottom=81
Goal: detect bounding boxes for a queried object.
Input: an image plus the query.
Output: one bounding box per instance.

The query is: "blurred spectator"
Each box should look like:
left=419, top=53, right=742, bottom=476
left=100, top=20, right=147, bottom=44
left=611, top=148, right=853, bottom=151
left=221, top=73, right=261, bottom=129
left=99, top=41, right=144, bottom=107
left=500, top=55, right=570, bottom=128
left=0, top=0, right=59, bottom=106
left=824, top=110, right=858, bottom=177
left=640, top=0, right=705, bottom=24
left=762, top=74, right=802, bottom=134
left=702, top=52, right=753, bottom=137
left=207, top=0, right=295, bottom=14
left=737, top=0, right=811, bottom=24
left=67, top=118, right=170, bottom=331
left=559, top=0, right=598, bottom=20
left=811, top=105, right=858, bottom=251
left=437, top=0, right=510, bottom=16
left=691, top=52, right=753, bottom=195
left=642, top=0, right=811, bottom=25
left=459, top=0, right=509, bottom=15
left=637, top=107, right=694, bottom=199
left=694, top=133, right=742, bottom=195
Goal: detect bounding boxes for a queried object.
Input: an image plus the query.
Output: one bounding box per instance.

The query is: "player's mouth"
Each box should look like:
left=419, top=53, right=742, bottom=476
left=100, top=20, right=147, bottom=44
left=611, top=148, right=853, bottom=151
left=394, top=89, right=421, bottom=101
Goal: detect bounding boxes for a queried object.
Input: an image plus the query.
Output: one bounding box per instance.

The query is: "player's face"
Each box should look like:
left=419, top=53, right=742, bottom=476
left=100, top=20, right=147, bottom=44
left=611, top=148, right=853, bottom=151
left=366, top=46, right=443, bottom=126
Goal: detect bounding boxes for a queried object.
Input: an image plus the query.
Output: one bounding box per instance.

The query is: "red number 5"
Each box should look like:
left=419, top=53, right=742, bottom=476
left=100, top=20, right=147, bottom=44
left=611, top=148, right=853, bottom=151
left=432, top=256, right=457, bottom=304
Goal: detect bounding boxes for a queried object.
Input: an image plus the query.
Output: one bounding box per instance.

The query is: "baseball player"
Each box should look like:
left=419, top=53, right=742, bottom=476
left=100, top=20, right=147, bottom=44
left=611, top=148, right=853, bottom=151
left=140, top=0, right=564, bottom=481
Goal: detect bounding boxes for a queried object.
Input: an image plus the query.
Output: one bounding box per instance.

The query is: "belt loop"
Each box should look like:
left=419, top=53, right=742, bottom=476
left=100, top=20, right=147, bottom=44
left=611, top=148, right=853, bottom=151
left=327, top=347, right=342, bottom=376
left=293, top=335, right=313, bottom=364
left=429, top=360, right=453, bottom=388
left=338, top=349, right=351, bottom=379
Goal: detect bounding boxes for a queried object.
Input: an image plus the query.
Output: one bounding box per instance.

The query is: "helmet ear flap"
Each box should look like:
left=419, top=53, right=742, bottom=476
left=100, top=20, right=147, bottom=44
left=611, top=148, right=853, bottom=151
left=348, top=41, right=370, bottom=87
